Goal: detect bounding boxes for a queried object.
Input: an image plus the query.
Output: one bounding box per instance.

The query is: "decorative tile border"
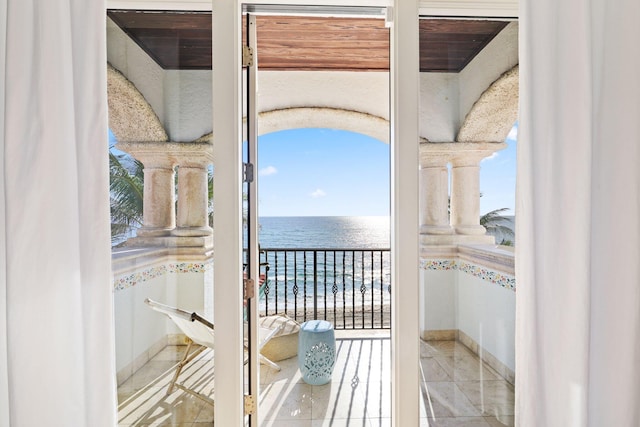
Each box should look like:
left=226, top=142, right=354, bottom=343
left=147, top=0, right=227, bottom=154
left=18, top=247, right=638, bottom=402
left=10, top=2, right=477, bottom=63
left=114, top=262, right=211, bottom=291
left=420, top=258, right=516, bottom=292
left=457, top=261, right=516, bottom=291
left=421, top=259, right=457, bottom=271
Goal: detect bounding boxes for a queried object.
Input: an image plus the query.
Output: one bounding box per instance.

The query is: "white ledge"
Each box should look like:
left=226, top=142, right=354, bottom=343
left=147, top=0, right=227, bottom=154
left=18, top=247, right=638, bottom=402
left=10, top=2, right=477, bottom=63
left=421, top=243, right=514, bottom=275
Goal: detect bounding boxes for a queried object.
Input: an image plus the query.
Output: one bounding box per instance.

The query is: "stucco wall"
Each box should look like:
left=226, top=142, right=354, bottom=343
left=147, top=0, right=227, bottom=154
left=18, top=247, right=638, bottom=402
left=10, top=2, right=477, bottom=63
left=164, top=70, right=213, bottom=141
left=107, top=18, right=165, bottom=126
left=419, top=73, right=459, bottom=141
left=458, top=21, right=519, bottom=128
left=258, top=71, right=390, bottom=121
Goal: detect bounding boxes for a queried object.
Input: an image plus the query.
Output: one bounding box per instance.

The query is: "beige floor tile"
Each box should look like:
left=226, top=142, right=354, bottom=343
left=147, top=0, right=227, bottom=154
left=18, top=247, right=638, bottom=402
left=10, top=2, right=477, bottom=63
left=433, top=355, right=500, bottom=382
left=151, top=346, right=191, bottom=362
left=120, top=361, right=177, bottom=392
left=194, top=402, right=214, bottom=423
left=369, top=418, right=391, bottom=427
left=423, top=382, right=483, bottom=418
left=311, top=381, right=369, bottom=422
left=119, top=338, right=513, bottom=426
left=456, top=381, right=514, bottom=417
left=264, top=419, right=313, bottom=427
left=420, top=357, right=452, bottom=382
left=119, top=387, right=206, bottom=426
left=484, top=415, right=514, bottom=427
left=421, top=416, right=491, bottom=427
left=360, top=380, right=391, bottom=420
left=312, top=417, right=372, bottom=427
left=260, top=381, right=314, bottom=422
left=263, top=356, right=305, bottom=385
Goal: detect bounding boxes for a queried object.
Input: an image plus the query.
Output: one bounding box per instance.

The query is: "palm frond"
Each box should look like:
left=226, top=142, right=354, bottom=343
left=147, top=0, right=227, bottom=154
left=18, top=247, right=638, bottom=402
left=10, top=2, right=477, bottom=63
left=109, top=151, right=144, bottom=241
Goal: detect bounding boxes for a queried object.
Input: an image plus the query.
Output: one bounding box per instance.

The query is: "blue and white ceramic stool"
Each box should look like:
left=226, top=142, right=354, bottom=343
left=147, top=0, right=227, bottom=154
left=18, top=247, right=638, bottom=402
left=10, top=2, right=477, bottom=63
left=298, top=320, right=336, bottom=385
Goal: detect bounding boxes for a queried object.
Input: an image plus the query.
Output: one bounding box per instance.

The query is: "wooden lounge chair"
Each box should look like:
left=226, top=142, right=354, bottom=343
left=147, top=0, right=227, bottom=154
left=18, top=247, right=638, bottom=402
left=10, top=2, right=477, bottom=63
left=144, top=298, right=284, bottom=405
left=144, top=298, right=216, bottom=405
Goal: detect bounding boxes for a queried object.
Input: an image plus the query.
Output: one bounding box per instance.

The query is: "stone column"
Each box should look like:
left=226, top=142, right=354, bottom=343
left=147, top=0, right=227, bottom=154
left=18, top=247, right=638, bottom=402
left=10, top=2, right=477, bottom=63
left=172, top=161, right=213, bottom=237
left=419, top=154, right=453, bottom=235
left=449, top=143, right=506, bottom=236
left=115, top=141, right=214, bottom=247
left=137, top=161, right=176, bottom=237
left=450, top=156, right=485, bottom=235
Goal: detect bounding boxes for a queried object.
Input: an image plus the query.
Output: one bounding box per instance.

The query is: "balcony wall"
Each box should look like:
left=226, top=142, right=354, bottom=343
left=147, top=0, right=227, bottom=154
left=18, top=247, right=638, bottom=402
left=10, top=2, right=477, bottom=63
left=112, top=248, right=212, bottom=385
left=420, top=244, right=515, bottom=383
left=112, top=244, right=515, bottom=385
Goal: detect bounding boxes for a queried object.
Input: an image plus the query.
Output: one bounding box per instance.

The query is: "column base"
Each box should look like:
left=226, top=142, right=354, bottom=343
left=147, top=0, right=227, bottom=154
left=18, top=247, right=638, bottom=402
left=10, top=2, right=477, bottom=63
left=454, top=225, right=487, bottom=235
left=171, top=226, right=213, bottom=237
left=420, top=225, right=454, bottom=235
left=124, top=235, right=213, bottom=249
left=420, top=234, right=495, bottom=246
left=136, top=227, right=174, bottom=237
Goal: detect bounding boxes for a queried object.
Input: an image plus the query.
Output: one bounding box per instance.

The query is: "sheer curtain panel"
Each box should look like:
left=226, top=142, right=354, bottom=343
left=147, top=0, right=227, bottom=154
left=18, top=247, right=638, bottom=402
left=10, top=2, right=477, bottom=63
left=517, top=0, right=640, bottom=425
left=1, top=0, right=117, bottom=425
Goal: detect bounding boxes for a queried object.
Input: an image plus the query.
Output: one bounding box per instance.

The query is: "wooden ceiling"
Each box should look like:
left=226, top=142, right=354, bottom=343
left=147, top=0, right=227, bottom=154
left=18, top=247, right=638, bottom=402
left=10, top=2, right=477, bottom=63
left=107, top=10, right=508, bottom=73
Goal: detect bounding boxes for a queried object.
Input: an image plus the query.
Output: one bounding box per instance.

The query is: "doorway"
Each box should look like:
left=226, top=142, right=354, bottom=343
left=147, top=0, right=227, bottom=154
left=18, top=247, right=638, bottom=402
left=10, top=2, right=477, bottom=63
left=213, top=1, right=421, bottom=426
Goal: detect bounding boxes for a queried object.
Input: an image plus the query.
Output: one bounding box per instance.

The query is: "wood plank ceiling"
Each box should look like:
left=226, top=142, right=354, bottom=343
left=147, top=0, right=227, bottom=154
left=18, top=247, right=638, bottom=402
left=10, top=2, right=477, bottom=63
left=107, top=10, right=508, bottom=73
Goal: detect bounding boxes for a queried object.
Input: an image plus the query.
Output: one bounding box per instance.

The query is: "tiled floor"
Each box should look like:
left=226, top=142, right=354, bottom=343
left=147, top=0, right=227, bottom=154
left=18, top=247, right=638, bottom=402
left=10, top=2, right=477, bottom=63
left=117, top=331, right=514, bottom=426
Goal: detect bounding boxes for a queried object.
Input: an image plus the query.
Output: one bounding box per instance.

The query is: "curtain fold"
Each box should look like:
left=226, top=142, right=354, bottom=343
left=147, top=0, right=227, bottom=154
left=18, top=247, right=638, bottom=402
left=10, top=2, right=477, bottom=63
left=1, top=0, right=9, bottom=424
left=517, top=0, right=640, bottom=425
left=1, top=0, right=116, bottom=425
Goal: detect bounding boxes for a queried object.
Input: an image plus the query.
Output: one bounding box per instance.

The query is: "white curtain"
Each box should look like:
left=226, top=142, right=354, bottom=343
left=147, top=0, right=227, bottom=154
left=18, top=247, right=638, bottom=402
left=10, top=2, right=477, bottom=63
left=516, top=0, right=640, bottom=425
left=0, top=0, right=117, bottom=426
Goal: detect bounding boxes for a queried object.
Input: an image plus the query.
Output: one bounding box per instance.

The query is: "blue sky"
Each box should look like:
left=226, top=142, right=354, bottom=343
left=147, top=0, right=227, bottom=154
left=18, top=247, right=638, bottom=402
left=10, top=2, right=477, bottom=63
left=258, top=124, right=517, bottom=217
left=479, top=124, right=517, bottom=216
left=258, top=129, right=390, bottom=216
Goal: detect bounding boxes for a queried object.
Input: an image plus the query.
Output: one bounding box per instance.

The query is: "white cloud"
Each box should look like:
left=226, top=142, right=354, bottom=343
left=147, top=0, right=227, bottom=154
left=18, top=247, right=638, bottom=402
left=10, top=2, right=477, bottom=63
left=507, top=124, right=518, bottom=141
left=259, top=165, right=278, bottom=176
left=310, top=188, right=327, bottom=198
left=481, top=152, right=499, bottom=162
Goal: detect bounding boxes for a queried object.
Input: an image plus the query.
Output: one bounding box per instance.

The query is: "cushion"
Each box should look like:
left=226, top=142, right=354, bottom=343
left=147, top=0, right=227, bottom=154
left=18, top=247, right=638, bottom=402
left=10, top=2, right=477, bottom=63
left=259, top=314, right=300, bottom=362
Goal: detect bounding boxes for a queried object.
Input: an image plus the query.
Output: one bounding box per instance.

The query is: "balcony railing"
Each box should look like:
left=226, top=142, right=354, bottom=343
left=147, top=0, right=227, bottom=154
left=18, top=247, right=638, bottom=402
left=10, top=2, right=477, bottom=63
left=258, top=248, right=391, bottom=329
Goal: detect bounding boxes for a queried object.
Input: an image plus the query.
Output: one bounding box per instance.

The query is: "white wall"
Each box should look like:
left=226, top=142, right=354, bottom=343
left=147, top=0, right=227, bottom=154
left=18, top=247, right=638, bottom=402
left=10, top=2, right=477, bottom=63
left=164, top=71, right=213, bottom=141
left=420, top=268, right=456, bottom=333
left=420, top=256, right=515, bottom=372
left=258, top=71, right=390, bottom=120
left=457, top=269, right=515, bottom=371
left=113, top=260, right=211, bottom=384
left=419, top=73, right=459, bottom=141
left=114, top=274, right=169, bottom=380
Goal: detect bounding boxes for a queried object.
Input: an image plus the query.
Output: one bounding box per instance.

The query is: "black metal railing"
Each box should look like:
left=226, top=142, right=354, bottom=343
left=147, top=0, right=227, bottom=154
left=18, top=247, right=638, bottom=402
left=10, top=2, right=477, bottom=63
left=258, top=248, right=391, bottom=329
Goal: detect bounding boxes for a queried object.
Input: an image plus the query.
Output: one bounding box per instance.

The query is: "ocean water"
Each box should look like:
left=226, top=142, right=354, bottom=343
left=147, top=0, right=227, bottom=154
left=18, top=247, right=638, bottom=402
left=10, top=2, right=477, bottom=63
left=258, top=216, right=390, bottom=249
left=254, top=217, right=392, bottom=322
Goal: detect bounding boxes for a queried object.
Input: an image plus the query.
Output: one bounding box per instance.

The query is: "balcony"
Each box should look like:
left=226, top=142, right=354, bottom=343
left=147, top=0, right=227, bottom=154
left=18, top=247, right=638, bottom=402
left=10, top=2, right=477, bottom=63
left=113, top=244, right=514, bottom=426
left=117, top=331, right=513, bottom=426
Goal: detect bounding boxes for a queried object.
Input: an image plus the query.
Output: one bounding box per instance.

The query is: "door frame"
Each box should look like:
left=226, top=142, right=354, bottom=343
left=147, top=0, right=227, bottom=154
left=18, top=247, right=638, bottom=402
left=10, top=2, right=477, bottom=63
left=212, top=1, right=420, bottom=425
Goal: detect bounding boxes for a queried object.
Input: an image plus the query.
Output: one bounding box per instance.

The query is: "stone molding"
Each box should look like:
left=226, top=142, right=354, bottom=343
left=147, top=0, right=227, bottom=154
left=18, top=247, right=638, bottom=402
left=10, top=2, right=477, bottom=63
left=196, top=106, right=391, bottom=144
left=457, top=65, right=519, bottom=143
left=116, top=141, right=213, bottom=167
left=107, top=64, right=168, bottom=143
left=420, top=141, right=507, bottom=166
